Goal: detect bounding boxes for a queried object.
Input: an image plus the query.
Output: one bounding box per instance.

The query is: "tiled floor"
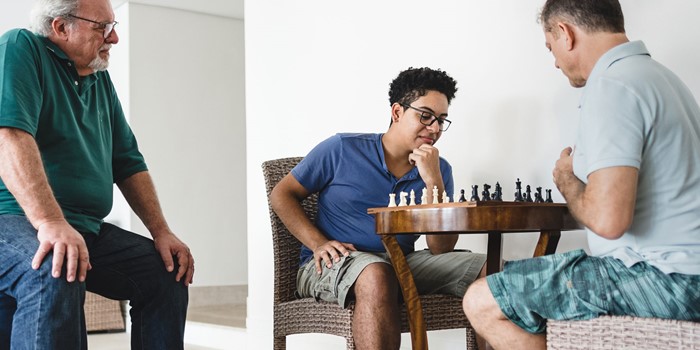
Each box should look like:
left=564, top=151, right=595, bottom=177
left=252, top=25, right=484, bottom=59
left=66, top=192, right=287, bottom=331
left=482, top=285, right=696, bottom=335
left=88, top=303, right=246, bottom=349
left=88, top=332, right=217, bottom=350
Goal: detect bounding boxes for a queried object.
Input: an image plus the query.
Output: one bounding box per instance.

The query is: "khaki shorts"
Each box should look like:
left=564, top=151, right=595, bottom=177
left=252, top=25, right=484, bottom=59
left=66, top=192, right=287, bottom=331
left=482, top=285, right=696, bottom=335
left=296, top=249, right=486, bottom=308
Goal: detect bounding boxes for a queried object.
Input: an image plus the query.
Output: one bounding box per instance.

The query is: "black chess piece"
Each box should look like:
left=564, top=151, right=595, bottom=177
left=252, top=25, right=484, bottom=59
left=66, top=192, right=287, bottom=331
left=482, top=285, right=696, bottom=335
left=470, top=185, right=480, bottom=201
left=492, top=182, right=503, bottom=201
left=525, top=185, right=533, bottom=202
left=534, top=186, right=544, bottom=203
left=459, top=189, right=467, bottom=203
left=482, top=184, right=491, bottom=201
left=545, top=189, right=554, bottom=203
left=514, top=178, right=524, bottom=202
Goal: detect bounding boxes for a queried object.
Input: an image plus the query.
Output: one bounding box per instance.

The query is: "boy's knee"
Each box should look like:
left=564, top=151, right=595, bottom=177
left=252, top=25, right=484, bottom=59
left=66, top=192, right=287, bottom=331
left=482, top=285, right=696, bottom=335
left=463, top=278, right=489, bottom=317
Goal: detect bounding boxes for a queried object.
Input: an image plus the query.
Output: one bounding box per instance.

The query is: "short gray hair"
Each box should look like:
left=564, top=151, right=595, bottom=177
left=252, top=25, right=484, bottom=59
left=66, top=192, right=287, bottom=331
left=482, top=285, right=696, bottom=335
left=30, top=0, right=80, bottom=36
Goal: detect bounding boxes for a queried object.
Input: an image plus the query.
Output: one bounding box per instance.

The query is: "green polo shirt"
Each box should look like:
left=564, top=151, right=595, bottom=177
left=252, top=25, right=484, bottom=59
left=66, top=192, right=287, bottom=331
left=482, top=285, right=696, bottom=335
left=0, top=28, right=147, bottom=234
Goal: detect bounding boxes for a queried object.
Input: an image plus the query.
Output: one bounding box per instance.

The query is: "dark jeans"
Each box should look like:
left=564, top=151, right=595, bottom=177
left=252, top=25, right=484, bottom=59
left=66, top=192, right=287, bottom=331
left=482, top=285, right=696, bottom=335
left=0, top=215, right=188, bottom=350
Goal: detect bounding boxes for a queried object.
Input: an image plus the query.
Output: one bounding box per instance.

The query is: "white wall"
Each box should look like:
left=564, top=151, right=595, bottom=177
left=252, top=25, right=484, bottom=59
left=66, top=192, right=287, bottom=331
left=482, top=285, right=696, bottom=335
left=0, top=1, right=247, bottom=288
left=119, top=4, right=247, bottom=287
left=245, top=0, right=700, bottom=348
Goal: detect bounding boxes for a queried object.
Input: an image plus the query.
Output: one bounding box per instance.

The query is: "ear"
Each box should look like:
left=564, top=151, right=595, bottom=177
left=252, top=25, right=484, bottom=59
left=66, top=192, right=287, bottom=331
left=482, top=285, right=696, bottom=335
left=390, top=103, right=403, bottom=124
left=51, top=17, right=70, bottom=40
left=558, top=22, right=576, bottom=51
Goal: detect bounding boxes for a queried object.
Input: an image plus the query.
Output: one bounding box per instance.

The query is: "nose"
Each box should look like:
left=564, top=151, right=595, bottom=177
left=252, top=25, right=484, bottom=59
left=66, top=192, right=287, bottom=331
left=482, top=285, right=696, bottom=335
left=106, top=28, right=119, bottom=44
left=426, top=119, right=441, bottom=134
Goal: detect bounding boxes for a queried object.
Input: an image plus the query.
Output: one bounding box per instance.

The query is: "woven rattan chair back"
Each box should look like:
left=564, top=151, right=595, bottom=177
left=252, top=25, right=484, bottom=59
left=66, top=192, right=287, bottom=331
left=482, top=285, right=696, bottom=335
left=263, top=157, right=477, bottom=350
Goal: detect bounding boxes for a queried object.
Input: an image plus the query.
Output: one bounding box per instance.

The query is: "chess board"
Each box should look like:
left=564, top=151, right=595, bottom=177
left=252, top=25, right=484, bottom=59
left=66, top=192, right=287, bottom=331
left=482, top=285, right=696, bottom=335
left=367, top=200, right=568, bottom=214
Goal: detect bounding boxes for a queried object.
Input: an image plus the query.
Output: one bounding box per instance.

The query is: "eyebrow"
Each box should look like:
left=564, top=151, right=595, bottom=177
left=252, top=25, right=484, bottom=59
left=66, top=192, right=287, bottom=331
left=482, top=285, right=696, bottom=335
left=416, top=106, right=448, bottom=117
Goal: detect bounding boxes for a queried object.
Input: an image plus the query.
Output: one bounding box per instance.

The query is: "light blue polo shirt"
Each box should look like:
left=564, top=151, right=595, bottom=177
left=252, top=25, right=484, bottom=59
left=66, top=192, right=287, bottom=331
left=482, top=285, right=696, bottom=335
left=292, top=133, right=454, bottom=265
left=572, top=41, right=700, bottom=275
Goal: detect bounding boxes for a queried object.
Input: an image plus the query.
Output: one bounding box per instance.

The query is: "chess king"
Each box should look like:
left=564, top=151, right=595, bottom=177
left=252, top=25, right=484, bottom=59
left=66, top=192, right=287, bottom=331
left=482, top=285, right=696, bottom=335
left=463, top=0, right=700, bottom=349
left=270, top=67, right=487, bottom=349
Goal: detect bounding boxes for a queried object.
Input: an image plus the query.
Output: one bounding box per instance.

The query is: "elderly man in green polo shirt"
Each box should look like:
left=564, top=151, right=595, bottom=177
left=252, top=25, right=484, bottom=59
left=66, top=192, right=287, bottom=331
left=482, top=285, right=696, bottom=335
left=0, top=0, right=193, bottom=348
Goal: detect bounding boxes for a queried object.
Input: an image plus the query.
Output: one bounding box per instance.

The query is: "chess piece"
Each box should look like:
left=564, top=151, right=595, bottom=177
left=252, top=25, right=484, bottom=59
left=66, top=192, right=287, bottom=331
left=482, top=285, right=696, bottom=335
left=432, top=185, right=439, bottom=204
left=442, top=191, right=449, bottom=203
left=398, top=191, right=408, bottom=206
left=409, top=189, right=416, bottom=206
left=459, top=189, right=467, bottom=203
left=470, top=185, right=480, bottom=201
left=482, top=184, right=491, bottom=202
left=514, top=178, right=524, bottom=202
left=420, top=187, right=428, bottom=205
left=525, top=185, right=533, bottom=202
left=534, top=186, right=544, bottom=203
left=492, top=182, right=503, bottom=201
left=545, top=189, right=554, bottom=203
left=388, top=193, right=397, bottom=207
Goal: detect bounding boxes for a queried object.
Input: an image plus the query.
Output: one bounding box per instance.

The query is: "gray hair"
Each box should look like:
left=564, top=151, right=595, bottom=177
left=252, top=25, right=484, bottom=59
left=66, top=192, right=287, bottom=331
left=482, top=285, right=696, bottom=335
left=539, top=0, right=625, bottom=34
left=29, top=0, right=80, bottom=36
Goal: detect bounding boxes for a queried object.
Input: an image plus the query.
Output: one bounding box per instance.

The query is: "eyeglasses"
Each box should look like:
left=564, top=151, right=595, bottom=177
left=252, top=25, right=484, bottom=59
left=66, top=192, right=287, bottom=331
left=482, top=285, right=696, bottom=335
left=400, top=103, right=452, bottom=132
left=67, top=14, right=118, bottom=39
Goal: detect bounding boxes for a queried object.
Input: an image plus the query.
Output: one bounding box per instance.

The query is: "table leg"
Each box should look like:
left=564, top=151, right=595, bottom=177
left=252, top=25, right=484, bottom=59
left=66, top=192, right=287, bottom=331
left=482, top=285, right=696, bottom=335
left=380, top=235, right=428, bottom=350
left=486, top=231, right=503, bottom=275
left=534, top=230, right=561, bottom=257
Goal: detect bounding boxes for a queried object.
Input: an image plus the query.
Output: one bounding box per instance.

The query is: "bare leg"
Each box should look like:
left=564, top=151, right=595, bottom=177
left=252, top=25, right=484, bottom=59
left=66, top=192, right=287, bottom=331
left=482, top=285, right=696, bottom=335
left=463, top=278, right=545, bottom=350
left=352, top=263, right=400, bottom=350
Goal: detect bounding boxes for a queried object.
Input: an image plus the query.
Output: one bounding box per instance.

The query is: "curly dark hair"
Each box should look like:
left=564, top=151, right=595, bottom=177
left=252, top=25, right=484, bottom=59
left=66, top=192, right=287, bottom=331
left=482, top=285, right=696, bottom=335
left=388, top=67, right=458, bottom=107
left=539, top=0, right=625, bottom=34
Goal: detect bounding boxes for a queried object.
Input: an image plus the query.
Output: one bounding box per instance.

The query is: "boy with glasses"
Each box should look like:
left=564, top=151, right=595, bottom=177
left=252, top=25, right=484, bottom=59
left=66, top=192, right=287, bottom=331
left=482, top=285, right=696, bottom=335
left=270, top=67, right=486, bottom=349
left=0, top=0, right=192, bottom=348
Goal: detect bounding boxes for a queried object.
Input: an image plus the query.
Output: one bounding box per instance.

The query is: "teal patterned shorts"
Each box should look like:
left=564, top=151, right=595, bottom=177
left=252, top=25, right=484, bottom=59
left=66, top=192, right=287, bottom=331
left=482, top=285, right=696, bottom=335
left=486, top=249, right=700, bottom=334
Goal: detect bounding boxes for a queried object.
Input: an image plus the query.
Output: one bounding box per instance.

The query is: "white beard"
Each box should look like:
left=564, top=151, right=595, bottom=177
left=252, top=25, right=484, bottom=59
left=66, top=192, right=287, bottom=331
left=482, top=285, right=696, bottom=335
left=88, top=44, right=112, bottom=72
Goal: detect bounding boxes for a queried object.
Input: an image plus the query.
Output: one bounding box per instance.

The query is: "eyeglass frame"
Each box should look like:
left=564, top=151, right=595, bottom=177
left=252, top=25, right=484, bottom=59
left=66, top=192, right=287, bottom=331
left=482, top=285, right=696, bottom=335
left=67, top=14, right=118, bottom=39
left=399, top=103, right=452, bottom=132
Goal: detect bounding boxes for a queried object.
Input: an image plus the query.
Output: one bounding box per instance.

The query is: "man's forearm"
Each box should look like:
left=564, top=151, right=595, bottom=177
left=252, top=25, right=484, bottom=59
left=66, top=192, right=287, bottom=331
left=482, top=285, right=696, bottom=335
left=116, top=171, right=171, bottom=238
left=0, top=128, right=65, bottom=227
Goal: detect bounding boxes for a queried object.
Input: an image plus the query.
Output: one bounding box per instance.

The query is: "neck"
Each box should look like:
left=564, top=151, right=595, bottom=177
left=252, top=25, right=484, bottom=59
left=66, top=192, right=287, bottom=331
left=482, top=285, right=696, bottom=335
left=381, top=130, right=413, bottom=178
left=580, top=32, right=630, bottom=80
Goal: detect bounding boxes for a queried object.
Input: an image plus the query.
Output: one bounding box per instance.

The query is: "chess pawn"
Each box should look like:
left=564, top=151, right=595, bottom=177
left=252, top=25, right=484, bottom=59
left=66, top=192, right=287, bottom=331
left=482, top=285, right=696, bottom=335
left=545, top=189, right=554, bottom=203
left=409, top=189, right=416, bottom=206
left=470, top=185, right=480, bottom=201
left=388, top=193, right=397, bottom=207
left=398, top=191, right=408, bottom=206
left=459, top=189, right=467, bottom=203
left=534, top=187, right=544, bottom=203
left=420, top=187, right=428, bottom=205
left=525, top=185, right=533, bottom=202
left=442, top=191, right=449, bottom=203
left=432, top=185, right=439, bottom=204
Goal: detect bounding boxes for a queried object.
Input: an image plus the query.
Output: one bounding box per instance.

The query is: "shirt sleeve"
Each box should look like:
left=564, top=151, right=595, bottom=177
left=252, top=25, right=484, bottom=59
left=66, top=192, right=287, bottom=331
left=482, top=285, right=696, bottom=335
left=0, top=30, right=42, bottom=135
left=109, top=84, right=148, bottom=183
left=578, top=76, right=646, bottom=178
left=291, top=134, right=342, bottom=193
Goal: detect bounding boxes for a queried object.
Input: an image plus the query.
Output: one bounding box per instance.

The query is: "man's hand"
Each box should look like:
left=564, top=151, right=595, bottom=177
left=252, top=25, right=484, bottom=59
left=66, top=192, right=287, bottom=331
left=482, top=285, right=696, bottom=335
left=553, top=147, right=582, bottom=199
left=154, top=233, right=194, bottom=286
left=409, top=144, right=442, bottom=186
left=313, top=240, right=356, bottom=274
left=33, top=220, right=91, bottom=283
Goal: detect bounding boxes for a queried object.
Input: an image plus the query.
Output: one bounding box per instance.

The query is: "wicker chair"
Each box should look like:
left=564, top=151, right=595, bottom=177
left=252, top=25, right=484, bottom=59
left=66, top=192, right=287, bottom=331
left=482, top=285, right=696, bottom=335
left=85, top=291, right=125, bottom=333
left=263, top=157, right=477, bottom=350
left=547, top=316, right=700, bottom=350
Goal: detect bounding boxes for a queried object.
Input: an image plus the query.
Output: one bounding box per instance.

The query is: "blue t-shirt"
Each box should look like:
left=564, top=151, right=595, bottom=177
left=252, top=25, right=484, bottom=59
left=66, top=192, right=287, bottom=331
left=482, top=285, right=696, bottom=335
left=573, top=41, right=700, bottom=275
left=292, top=133, right=454, bottom=265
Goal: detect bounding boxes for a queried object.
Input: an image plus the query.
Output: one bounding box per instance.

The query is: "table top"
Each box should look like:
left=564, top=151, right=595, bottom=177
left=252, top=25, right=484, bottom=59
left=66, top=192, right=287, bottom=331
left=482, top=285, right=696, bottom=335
left=368, top=201, right=581, bottom=234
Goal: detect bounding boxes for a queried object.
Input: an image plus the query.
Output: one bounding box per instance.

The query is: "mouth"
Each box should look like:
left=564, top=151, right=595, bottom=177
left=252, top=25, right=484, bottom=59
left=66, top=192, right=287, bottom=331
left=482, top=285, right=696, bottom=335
left=419, top=136, right=435, bottom=145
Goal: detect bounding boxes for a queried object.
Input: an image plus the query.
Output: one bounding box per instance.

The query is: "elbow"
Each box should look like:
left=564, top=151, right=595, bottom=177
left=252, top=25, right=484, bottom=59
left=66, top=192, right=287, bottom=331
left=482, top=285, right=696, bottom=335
left=587, top=215, right=632, bottom=240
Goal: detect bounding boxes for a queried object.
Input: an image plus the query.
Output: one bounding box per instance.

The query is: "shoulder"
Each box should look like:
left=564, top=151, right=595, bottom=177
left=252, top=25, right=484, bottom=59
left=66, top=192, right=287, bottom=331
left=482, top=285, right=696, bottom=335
left=0, top=28, right=41, bottom=47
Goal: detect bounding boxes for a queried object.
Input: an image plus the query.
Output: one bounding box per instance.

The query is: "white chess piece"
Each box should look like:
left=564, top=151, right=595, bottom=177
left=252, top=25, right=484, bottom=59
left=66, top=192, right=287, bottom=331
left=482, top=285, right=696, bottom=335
left=398, top=191, right=408, bottom=206
left=408, top=190, right=416, bottom=206
left=432, top=186, right=439, bottom=204
left=442, top=191, right=450, bottom=203
left=388, top=193, right=397, bottom=207
left=420, top=188, right=428, bottom=205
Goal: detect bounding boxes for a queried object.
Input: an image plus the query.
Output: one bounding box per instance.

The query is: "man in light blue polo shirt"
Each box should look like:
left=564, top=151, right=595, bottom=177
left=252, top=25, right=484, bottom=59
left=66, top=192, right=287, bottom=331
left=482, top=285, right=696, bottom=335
left=463, top=0, right=700, bottom=349
left=270, top=67, right=487, bottom=349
